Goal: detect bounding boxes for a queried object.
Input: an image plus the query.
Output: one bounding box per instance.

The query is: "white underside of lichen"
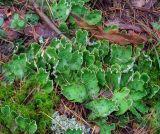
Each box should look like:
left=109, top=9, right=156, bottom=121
left=51, top=112, right=90, bottom=134
left=122, top=59, right=135, bottom=73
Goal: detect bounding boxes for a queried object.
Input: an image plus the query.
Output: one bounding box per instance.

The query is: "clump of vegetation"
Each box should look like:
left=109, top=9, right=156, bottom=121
left=10, top=13, right=26, bottom=30
left=1, top=29, right=160, bottom=133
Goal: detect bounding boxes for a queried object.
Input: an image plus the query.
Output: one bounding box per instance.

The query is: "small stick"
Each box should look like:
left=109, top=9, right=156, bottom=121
left=62, top=100, right=92, bottom=129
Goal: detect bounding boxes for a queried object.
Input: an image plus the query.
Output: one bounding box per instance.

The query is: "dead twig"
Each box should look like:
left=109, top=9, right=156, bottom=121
left=62, top=100, right=92, bottom=129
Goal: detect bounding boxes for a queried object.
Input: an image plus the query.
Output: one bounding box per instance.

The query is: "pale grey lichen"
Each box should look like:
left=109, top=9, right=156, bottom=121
left=51, top=112, right=90, bottom=134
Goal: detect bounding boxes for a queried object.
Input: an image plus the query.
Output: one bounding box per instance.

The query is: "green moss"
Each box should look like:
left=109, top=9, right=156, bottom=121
left=0, top=80, right=59, bottom=133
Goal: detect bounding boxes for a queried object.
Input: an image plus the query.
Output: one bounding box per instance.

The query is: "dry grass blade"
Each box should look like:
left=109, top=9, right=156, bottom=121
left=61, top=101, right=92, bottom=129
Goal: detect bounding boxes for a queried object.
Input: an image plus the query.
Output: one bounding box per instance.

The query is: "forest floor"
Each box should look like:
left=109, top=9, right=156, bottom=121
left=0, top=0, right=160, bottom=134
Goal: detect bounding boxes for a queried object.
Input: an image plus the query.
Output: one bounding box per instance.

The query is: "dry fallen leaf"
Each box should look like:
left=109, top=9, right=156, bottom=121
left=24, top=23, right=58, bottom=39
left=75, top=16, right=146, bottom=45
left=105, top=18, right=143, bottom=33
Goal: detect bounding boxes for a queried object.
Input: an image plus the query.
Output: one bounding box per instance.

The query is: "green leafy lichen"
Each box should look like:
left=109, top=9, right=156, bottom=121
left=1, top=26, right=160, bottom=133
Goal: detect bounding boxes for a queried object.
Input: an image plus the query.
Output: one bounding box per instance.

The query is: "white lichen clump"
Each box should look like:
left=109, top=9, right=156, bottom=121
left=51, top=112, right=90, bottom=134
